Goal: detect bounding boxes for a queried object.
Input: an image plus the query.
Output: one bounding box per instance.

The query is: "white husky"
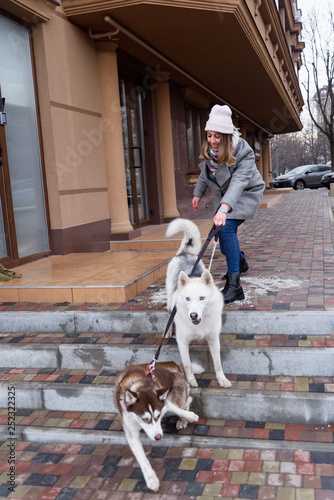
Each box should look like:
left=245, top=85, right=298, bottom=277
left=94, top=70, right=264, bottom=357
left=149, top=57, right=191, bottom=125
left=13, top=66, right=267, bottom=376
left=166, top=218, right=231, bottom=389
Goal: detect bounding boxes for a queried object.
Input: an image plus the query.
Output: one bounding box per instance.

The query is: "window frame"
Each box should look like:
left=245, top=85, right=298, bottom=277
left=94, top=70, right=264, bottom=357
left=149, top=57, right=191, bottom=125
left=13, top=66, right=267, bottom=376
left=185, top=103, right=202, bottom=173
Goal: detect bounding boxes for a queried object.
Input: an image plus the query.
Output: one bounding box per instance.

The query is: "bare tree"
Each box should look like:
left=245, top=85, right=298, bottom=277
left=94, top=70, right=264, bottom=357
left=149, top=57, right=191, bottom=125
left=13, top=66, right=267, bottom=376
left=271, top=123, right=328, bottom=179
left=301, top=1, right=334, bottom=170
left=271, top=133, right=305, bottom=177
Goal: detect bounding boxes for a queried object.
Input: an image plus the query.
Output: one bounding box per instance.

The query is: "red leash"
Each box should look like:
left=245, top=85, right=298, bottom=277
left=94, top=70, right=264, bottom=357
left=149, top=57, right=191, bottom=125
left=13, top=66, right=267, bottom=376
left=145, top=359, right=156, bottom=380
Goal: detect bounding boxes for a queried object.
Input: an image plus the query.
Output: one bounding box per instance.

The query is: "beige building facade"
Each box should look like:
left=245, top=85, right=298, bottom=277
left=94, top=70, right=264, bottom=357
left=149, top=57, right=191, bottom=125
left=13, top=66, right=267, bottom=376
left=0, top=0, right=304, bottom=266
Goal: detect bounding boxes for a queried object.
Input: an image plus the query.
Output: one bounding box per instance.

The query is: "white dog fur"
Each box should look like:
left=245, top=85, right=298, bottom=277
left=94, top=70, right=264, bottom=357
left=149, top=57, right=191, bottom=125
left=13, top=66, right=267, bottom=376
left=165, top=218, right=231, bottom=388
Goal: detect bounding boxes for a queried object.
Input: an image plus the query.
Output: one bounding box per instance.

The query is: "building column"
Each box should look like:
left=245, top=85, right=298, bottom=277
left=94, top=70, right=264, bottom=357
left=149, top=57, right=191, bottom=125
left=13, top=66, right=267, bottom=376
left=262, top=136, right=272, bottom=188
left=155, top=72, right=180, bottom=219
left=255, top=135, right=264, bottom=179
left=96, top=41, right=133, bottom=233
left=239, top=123, right=247, bottom=140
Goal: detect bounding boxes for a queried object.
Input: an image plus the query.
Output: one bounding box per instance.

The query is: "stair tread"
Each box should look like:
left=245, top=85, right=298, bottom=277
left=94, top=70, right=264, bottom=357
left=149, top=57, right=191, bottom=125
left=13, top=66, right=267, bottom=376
left=1, top=331, right=333, bottom=347
left=1, top=368, right=333, bottom=393
left=1, top=410, right=333, bottom=444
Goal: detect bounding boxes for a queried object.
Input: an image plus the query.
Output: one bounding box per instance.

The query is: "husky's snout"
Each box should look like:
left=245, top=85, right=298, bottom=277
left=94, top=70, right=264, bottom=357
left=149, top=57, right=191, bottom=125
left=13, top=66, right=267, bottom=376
left=190, top=312, right=201, bottom=325
left=154, top=433, right=162, bottom=441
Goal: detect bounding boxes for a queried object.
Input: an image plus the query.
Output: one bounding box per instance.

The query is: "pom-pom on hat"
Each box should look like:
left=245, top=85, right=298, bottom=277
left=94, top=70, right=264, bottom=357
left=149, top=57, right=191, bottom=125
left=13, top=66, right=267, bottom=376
left=205, top=105, right=234, bottom=135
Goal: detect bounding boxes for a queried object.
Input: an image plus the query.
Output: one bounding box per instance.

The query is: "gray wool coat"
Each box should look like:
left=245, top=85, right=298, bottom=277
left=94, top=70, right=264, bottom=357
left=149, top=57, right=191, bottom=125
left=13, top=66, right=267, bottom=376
left=193, top=138, right=265, bottom=220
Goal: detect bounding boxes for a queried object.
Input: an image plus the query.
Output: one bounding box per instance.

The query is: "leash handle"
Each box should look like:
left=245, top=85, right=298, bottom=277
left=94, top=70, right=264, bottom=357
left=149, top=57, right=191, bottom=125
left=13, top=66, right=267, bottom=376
left=208, top=225, right=221, bottom=272
left=208, top=240, right=218, bottom=272
left=190, top=224, right=221, bottom=273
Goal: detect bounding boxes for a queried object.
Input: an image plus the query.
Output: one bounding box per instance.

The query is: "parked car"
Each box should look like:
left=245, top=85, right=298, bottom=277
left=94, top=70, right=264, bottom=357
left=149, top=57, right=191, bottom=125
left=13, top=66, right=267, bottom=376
left=273, top=164, right=331, bottom=190
left=321, top=171, right=334, bottom=189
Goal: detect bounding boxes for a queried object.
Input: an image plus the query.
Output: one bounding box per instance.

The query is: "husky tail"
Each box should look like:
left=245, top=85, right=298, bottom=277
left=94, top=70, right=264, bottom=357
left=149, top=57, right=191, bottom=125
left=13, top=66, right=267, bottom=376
left=191, top=362, right=205, bottom=374
left=166, top=218, right=202, bottom=256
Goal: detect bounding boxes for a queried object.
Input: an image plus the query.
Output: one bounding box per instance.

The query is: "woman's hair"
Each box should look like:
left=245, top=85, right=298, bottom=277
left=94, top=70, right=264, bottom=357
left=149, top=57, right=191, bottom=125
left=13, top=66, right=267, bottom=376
left=202, top=133, right=235, bottom=166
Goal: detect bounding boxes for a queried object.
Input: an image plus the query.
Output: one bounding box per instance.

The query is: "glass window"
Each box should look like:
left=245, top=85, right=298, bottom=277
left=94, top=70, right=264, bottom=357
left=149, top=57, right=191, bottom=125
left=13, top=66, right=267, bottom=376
left=0, top=15, right=49, bottom=258
left=129, top=89, right=149, bottom=223
left=119, top=80, right=135, bottom=224
left=185, top=104, right=202, bottom=170
left=119, top=80, right=149, bottom=226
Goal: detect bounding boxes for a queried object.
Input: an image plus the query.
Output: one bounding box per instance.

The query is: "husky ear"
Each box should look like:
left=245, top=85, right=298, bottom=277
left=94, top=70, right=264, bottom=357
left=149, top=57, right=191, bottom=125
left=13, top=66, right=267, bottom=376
left=178, top=271, right=189, bottom=288
left=157, top=387, right=170, bottom=401
left=125, top=389, right=138, bottom=405
left=201, top=269, right=213, bottom=286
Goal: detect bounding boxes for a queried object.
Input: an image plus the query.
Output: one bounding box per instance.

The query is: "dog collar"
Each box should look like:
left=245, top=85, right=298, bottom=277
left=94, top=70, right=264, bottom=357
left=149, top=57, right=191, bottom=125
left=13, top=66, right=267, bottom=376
left=146, top=359, right=156, bottom=381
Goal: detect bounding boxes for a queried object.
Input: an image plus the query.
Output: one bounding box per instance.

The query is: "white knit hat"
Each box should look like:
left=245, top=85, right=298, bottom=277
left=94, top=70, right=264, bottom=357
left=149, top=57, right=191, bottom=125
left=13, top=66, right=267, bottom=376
left=205, top=105, right=234, bottom=134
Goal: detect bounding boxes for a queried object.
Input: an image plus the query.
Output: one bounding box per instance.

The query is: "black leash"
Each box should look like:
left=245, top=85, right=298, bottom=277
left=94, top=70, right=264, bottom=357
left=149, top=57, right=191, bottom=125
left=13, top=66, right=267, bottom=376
left=146, top=223, right=221, bottom=378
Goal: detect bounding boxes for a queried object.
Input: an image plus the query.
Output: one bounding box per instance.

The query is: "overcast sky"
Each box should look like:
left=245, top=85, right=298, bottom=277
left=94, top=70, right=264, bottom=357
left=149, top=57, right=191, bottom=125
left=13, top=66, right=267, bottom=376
left=295, top=0, right=331, bottom=126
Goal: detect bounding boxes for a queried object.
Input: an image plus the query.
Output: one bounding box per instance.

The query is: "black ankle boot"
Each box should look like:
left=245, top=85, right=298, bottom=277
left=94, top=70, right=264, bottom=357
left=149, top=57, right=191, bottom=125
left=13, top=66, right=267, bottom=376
left=239, top=251, right=249, bottom=274
left=221, top=252, right=249, bottom=280
left=222, top=272, right=245, bottom=304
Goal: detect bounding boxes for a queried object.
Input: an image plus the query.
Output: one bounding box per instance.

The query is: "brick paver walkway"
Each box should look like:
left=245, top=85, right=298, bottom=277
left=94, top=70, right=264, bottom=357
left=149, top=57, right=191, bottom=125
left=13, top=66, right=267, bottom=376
left=1, top=190, right=333, bottom=313
left=0, top=441, right=334, bottom=499
left=1, top=189, right=334, bottom=499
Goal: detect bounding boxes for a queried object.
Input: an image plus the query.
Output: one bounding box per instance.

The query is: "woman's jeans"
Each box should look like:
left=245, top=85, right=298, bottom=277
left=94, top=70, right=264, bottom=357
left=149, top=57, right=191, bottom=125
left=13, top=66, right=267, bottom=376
left=218, top=219, right=245, bottom=274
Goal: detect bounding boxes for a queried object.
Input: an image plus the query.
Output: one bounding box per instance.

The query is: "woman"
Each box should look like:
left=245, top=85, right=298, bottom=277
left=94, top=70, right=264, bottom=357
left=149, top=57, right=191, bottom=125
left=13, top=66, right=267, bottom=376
left=192, top=104, right=265, bottom=304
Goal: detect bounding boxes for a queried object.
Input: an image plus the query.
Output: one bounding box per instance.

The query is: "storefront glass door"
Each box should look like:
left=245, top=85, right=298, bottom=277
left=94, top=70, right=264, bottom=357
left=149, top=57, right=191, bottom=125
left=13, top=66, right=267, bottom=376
left=0, top=15, right=49, bottom=263
left=119, top=80, right=150, bottom=228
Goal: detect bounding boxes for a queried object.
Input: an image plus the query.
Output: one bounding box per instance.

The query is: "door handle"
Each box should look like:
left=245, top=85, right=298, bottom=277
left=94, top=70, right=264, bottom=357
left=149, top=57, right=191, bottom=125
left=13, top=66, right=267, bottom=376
left=132, top=146, right=142, bottom=168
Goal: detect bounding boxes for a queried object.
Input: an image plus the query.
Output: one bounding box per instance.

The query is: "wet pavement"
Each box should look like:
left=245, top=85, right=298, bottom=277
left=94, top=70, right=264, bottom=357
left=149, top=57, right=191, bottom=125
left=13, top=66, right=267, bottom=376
left=0, top=189, right=334, bottom=499
left=1, top=189, right=333, bottom=313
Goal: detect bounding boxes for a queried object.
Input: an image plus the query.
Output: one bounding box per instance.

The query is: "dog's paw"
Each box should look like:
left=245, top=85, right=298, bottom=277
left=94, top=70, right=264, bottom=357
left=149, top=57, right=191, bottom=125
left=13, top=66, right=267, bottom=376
left=186, top=411, right=199, bottom=423
left=217, top=376, right=232, bottom=388
left=145, top=471, right=160, bottom=492
left=176, top=411, right=199, bottom=429
left=176, top=417, right=188, bottom=430
left=188, top=378, right=198, bottom=388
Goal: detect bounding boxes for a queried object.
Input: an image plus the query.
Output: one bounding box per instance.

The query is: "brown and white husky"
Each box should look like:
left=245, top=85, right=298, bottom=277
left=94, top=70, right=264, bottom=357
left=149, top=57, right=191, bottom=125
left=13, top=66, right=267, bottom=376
left=114, top=361, right=199, bottom=491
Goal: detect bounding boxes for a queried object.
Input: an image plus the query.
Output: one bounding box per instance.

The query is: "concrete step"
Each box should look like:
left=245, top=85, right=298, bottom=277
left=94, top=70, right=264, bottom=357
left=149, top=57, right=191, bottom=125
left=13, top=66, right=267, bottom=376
left=260, top=194, right=282, bottom=209
left=1, top=343, right=334, bottom=377
left=2, top=407, right=333, bottom=449
left=1, top=308, right=333, bottom=447
left=109, top=237, right=182, bottom=251
left=1, top=425, right=333, bottom=453
left=109, top=219, right=214, bottom=251
left=1, top=309, right=334, bottom=335
left=1, top=369, right=333, bottom=425
left=1, top=380, right=333, bottom=425
left=2, top=405, right=333, bottom=452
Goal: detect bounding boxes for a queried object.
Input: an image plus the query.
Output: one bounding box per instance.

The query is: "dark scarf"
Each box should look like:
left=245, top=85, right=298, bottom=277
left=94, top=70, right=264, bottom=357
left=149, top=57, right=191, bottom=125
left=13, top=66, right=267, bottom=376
left=206, top=148, right=219, bottom=181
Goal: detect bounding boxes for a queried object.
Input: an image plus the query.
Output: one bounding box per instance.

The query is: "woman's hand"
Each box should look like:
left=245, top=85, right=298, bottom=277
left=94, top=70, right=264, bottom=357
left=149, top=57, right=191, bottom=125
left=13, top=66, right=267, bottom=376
left=213, top=204, right=230, bottom=227
left=192, top=196, right=201, bottom=213
left=213, top=211, right=226, bottom=227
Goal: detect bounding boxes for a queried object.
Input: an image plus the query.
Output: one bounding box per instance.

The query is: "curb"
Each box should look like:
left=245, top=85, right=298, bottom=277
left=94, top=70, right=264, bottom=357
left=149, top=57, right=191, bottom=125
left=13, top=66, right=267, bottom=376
left=1, top=426, right=333, bottom=453
left=0, top=310, right=334, bottom=335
